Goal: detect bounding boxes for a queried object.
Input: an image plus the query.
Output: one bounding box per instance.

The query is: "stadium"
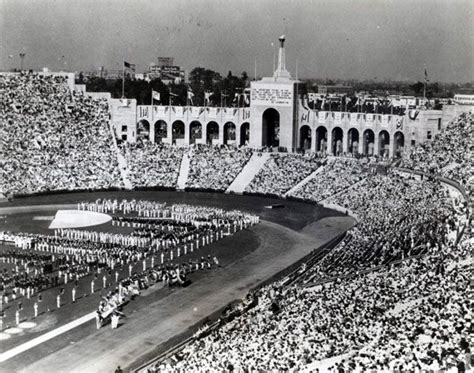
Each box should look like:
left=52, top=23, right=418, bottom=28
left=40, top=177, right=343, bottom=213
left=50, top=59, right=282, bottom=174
left=1, top=2, right=473, bottom=373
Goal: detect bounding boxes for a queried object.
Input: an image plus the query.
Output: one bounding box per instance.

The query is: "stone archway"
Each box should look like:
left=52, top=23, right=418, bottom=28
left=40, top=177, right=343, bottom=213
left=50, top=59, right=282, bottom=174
left=154, top=120, right=167, bottom=144
left=240, top=122, right=250, bottom=146
left=189, top=121, right=202, bottom=145
left=347, top=128, right=359, bottom=155
left=315, top=126, right=328, bottom=152
left=224, top=122, right=236, bottom=145
left=206, top=121, right=219, bottom=145
left=299, top=125, right=311, bottom=150
left=378, top=130, right=390, bottom=158
left=363, top=129, right=375, bottom=155
left=331, top=127, right=344, bottom=156
left=137, top=119, right=150, bottom=142
left=172, top=120, right=185, bottom=144
left=262, top=108, right=280, bottom=147
left=394, top=131, right=405, bottom=158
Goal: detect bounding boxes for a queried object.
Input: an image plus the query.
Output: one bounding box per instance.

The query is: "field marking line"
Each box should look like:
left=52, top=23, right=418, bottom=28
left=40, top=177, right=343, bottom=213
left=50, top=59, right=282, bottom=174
left=0, top=311, right=96, bottom=363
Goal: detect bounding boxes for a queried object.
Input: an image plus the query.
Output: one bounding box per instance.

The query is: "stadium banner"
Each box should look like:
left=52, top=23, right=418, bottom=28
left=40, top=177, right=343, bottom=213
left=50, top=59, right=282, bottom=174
left=334, top=112, right=342, bottom=124
left=318, top=111, right=327, bottom=123
left=366, top=114, right=374, bottom=125
left=138, top=106, right=149, bottom=118
left=208, top=108, right=218, bottom=118
left=350, top=113, right=358, bottom=124
left=300, top=109, right=310, bottom=123
left=225, top=108, right=235, bottom=119
left=242, top=108, right=251, bottom=120
left=154, top=106, right=166, bottom=117
left=191, top=107, right=201, bottom=118
left=174, top=107, right=184, bottom=117
left=251, top=84, right=293, bottom=106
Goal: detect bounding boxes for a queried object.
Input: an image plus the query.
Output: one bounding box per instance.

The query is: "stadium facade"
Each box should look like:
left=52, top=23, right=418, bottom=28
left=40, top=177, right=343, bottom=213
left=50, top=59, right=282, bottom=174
left=108, top=37, right=468, bottom=157
left=4, top=38, right=469, bottom=157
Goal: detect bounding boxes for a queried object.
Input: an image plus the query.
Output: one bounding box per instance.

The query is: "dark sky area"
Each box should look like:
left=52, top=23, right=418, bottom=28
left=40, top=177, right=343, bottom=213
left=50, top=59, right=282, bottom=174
left=1, top=0, right=473, bottom=82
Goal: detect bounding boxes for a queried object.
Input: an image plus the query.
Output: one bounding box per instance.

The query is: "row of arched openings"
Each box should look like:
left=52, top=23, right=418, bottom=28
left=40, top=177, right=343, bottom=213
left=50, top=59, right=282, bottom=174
left=136, top=120, right=250, bottom=146
left=299, top=125, right=405, bottom=157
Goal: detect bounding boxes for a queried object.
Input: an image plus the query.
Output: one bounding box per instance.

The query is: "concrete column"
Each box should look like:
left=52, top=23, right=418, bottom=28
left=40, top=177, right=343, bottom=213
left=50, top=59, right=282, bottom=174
left=218, top=124, right=225, bottom=145
left=374, top=132, right=380, bottom=157
left=236, top=123, right=242, bottom=147
left=166, top=121, right=172, bottom=145
left=184, top=122, right=190, bottom=145
left=311, top=127, right=317, bottom=153
left=327, top=128, right=333, bottom=155
left=358, top=132, right=364, bottom=154
left=389, top=134, right=395, bottom=158
left=202, top=123, right=207, bottom=144
left=149, top=121, right=155, bottom=143
left=342, top=129, right=348, bottom=154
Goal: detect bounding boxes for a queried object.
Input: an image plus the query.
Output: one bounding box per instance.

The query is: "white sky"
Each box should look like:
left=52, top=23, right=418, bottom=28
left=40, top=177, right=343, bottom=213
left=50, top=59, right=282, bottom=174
left=1, top=0, right=473, bottom=82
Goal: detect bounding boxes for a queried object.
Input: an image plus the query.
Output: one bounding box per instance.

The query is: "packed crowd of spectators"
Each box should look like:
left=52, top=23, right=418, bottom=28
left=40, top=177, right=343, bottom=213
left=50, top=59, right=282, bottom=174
left=0, top=72, right=122, bottom=196
left=152, top=170, right=471, bottom=372
left=186, top=145, right=253, bottom=191
left=245, top=153, right=323, bottom=197
left=121, top=143, right=184, bottom=189
left=288, top=158, right=368, bottom=202
left=401, top=112, right=473, bottom=195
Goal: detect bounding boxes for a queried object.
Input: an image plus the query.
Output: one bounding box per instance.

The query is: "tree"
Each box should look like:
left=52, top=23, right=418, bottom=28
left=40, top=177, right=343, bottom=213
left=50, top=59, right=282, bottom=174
left=410, top=81, right=424, bottom=96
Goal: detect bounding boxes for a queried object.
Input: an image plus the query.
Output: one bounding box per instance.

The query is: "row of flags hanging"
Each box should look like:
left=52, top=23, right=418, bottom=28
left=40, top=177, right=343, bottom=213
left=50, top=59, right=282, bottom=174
left=124, top=60, right=249, bottom=106
left=150, top=88, right=250, bottom=106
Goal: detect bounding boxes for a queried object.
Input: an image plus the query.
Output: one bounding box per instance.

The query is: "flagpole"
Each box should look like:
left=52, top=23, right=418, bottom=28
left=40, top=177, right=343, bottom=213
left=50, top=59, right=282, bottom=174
left=254, top=58, right=257, bottom=81
left=151, top=89, right=154, bottom=125
left=122, top=60, right=125, bottom=98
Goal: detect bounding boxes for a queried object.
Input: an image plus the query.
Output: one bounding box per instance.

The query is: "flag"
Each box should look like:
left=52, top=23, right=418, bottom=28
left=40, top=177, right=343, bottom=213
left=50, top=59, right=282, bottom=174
left=187, top=89, right=194, bottom=105
left=302, top=94, right=310, bottom=110
left=396, top=118, right=403, bottom=130
left=244, top=94, right=250, bottom=105
left=424, top=68, right=429, bottom=82
left=204, top=91, right=212, bottom=106
left=124, top=61, right=136, bottom=72
left=152, top=90, right=160, bottom=102
left=233, top=93, right=240, bottom=104
left=169, top=91, right=178, bottom=97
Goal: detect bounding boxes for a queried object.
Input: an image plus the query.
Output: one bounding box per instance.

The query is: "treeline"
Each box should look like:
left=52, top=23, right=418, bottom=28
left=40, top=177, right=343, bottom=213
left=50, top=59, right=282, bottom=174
left=80, top=67, right=249, bottom=106
left=305, top=78, right=473, bottom=98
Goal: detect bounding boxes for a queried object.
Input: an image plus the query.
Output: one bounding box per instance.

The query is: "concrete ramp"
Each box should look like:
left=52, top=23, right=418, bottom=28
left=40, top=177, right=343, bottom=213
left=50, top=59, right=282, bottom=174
left=177, top=152, right=190, bottom=190
left=285, top=165, right=325, bottom=197
left=226, top=152, right=271, bottom=194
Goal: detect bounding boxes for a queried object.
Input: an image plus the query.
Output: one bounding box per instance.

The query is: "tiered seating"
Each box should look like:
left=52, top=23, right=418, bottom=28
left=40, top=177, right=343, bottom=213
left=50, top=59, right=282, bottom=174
left=121, top=143, right=184, bottom=189
left=186, top=145, right=253, bottom=191
left=0, top=72, right=122, bottom=195
left=245, top=153, right=323, bottom=197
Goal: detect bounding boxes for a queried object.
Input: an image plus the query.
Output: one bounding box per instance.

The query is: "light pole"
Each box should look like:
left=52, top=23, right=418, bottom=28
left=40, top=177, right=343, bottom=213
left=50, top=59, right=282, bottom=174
left=19, top=53, right=25, bottom=71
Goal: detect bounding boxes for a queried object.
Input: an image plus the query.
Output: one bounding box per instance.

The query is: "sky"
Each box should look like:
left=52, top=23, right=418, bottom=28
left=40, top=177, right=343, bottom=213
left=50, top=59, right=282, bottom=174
left=1, top=0, right=473, bottom=82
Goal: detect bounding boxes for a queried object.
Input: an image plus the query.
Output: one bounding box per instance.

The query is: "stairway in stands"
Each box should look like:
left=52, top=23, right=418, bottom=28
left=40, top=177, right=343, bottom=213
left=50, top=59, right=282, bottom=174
left=284, top=165, right=325, bottom=197
left=226, top=152, right=271, bottom=194
left=108, top=121, right=132, bottom=190
left=177, top=151, right=191, bottom=190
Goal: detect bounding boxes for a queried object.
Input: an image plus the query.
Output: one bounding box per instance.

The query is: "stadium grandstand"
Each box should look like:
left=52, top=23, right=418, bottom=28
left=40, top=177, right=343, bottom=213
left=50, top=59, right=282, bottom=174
left=0, top=66, right=472, bottom=373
